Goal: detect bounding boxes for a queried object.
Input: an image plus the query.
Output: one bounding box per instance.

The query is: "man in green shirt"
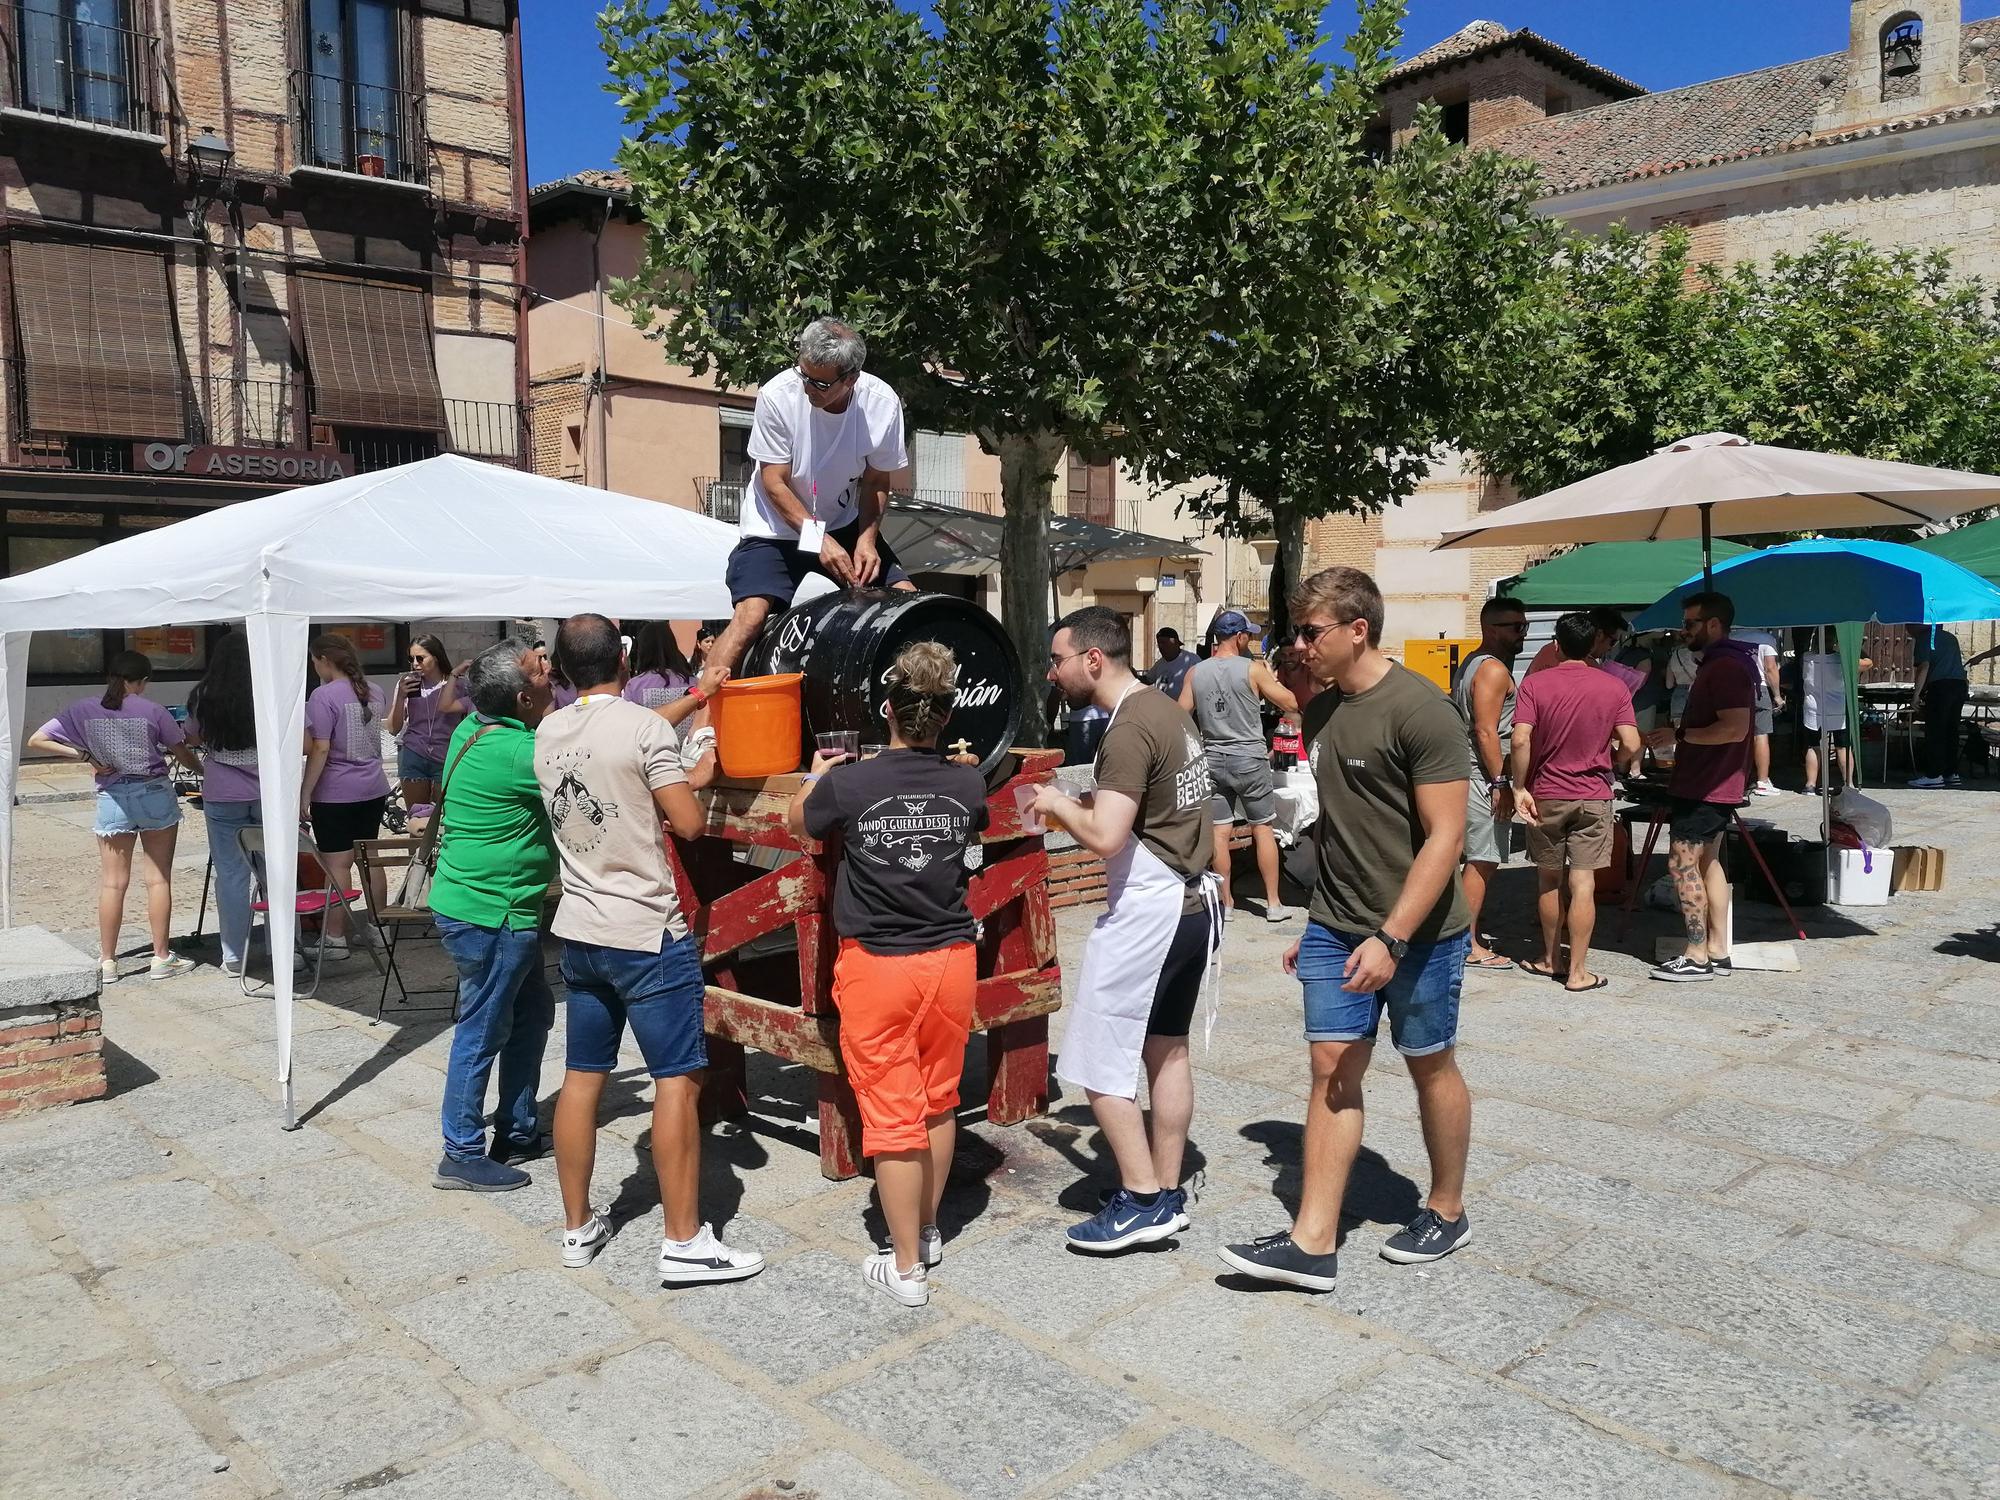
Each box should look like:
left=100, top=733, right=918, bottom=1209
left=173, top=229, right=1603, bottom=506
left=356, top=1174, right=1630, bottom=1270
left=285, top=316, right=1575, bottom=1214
left=431, top=636, right=558, bottom=1192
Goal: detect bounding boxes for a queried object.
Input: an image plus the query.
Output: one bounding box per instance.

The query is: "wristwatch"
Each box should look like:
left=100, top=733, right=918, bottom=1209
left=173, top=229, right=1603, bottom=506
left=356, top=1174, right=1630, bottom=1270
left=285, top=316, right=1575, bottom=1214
left=1370, top=929, right=1409, bottom=960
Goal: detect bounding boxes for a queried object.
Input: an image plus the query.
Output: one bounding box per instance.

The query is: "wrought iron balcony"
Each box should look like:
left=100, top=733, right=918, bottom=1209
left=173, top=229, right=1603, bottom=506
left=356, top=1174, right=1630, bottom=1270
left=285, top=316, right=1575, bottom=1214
left=0, top=360, right=524, bottom=477
left=290, top=67, right=427, bottom=184
left=3, top=5, right=171, bottom=139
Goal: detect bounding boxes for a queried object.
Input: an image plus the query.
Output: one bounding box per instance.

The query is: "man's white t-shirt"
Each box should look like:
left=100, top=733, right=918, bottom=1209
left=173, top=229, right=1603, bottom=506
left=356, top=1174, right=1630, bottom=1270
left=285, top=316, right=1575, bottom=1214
left=742, top=368, right=909, bottom=540
left=1733, top=629, right=1779, bottom=698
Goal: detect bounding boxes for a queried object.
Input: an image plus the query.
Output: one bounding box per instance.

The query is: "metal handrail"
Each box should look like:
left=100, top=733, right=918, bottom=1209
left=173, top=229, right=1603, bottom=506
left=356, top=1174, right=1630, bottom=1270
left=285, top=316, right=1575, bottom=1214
left=289, top=66, right=427, bottom=183
left=3, top=6, right=167, bottom=136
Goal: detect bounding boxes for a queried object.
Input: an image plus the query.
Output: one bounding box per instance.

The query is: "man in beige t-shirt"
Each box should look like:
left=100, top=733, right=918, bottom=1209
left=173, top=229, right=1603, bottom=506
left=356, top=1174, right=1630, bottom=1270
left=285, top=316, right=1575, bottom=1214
left=534, top=613, right=764, bottom=1287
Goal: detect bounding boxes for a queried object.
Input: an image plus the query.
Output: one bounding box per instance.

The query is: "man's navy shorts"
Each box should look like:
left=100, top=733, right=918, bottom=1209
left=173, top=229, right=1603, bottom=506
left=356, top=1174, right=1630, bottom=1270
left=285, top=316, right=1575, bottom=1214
left=725, top=519, right=909, bottom=607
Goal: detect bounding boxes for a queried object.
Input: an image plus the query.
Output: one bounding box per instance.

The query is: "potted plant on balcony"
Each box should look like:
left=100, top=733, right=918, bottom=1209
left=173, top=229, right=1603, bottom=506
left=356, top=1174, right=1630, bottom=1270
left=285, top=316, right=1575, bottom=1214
left=356, top=153, right=387, bottom=177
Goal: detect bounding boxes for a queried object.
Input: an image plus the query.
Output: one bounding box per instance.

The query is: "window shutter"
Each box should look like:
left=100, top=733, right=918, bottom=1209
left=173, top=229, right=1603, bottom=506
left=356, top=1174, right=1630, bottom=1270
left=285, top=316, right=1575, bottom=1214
left=1066, top=452, right=1090, bottom=518
left=11, top=242, right=185, bottom=437
left=297, top=275, right=446, bottom=431
left=912, top=429, right=964, bottom=498
left=1087, top=459, right=1116, bottom=526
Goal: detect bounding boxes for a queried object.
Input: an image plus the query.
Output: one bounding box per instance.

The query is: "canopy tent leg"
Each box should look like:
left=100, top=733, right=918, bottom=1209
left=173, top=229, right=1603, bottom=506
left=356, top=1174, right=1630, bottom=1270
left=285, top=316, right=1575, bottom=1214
left=246, top=611, right=311, bottom=1129
left=0, top=631, right=29, bottom=929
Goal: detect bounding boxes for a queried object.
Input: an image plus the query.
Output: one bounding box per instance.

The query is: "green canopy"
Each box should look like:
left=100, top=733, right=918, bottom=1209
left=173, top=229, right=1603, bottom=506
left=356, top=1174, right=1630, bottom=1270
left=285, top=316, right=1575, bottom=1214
left=1912, top=516, right=2000, bottom=585
left=1504, top=539, right=1754, bottom=608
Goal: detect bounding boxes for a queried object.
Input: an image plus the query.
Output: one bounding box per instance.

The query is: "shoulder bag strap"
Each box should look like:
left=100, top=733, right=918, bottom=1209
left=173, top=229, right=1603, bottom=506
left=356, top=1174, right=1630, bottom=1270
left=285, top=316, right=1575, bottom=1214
left=420, top=723, right=496, bottom=871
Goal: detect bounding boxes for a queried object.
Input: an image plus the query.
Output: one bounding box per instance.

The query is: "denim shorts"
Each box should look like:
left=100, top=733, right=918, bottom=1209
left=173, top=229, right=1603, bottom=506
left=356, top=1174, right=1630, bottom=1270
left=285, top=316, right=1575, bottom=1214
left=1298, top=921, right=1469, bottom=1057
left=561, top=931, right=708, bottom=1079
left=397, top=746, right=446, bottom=782
left=94, top=778, right=180, bottom=837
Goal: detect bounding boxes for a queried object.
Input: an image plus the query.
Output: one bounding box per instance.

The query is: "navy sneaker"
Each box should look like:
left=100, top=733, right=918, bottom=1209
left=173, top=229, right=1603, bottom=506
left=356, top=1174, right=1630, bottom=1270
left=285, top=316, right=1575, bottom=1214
left=1067, top=1187, right=1180, bottom=1254
left=1380, top=1207, right=1472, bottom=1264
left=1096, top=1181, right=1194, bottom=1232
left=1217, top=1231, right=1338, bottom=1292
left=489, top=1133, right=551, bottom=1167
left=433, top=1154, right=531, bottom=1192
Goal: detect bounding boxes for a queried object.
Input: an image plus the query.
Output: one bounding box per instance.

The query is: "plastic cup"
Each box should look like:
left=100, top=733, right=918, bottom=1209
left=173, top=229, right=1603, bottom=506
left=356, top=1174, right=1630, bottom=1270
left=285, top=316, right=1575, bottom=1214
left=1013, top=782, right=1047, bottom=834
left=814, top=731, right=847, bottom=760
left=837, top=730, right=862, bottom=758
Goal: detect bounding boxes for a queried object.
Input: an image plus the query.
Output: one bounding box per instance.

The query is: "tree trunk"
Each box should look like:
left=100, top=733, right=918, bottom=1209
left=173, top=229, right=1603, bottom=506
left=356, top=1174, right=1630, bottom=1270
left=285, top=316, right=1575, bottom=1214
left=996, top=429, right=1065, bottom=748
left=1270, top=502, right=1307, bottom=643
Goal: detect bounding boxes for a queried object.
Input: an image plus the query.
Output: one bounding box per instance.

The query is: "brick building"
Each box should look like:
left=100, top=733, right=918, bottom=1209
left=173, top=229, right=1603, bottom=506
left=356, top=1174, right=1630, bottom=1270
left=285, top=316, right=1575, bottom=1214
left=1318, top=0, right=2000, bottom=653
left=0, top=0, right=529, bottom=721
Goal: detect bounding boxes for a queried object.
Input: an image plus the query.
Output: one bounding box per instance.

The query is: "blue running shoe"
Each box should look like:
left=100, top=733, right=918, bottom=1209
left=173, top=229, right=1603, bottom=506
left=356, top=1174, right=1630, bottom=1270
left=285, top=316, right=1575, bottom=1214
left=1066, top=1187, right=1180, bottom=1254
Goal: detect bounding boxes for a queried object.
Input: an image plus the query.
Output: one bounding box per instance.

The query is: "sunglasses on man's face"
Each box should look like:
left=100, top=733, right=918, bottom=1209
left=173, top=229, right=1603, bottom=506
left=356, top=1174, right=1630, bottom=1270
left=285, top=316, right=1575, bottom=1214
left=799, top=367, right=850, bottom=393
left=1292, top=622, right=1343, bottom=646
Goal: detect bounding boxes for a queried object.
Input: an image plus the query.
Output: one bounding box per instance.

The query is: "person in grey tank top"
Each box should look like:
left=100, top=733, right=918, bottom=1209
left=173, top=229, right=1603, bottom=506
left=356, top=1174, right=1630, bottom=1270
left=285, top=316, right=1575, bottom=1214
left=1451, top=597, right=1529, bottom=968
left=1180, top=610, right=1298, bottom=922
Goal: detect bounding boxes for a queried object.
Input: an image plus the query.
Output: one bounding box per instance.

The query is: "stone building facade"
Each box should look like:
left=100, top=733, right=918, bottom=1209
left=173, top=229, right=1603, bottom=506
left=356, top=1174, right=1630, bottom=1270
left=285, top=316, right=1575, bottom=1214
left=1318, top=0, right=2000, bottom=654
left=1, top=0, right=529, bottom=721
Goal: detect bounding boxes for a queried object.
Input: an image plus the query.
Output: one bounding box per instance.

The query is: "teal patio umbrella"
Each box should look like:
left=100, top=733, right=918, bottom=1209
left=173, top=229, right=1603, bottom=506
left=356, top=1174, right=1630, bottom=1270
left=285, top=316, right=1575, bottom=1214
left=1632, top=538, right=2000, bottom=631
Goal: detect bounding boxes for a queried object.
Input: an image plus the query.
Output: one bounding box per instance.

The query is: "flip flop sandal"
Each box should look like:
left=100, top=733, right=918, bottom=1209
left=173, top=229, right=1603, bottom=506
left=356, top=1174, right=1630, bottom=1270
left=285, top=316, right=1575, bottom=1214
left=1564, top=976, right=1611, bottom=992
left=1465, top=953, right=1515, bottom=971
left=1519, top=960, right=1562, bottom=980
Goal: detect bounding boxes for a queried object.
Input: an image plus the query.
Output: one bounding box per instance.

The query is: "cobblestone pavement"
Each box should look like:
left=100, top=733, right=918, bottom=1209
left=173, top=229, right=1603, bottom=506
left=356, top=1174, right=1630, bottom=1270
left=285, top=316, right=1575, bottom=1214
left=1, top=777, right=1997, bottom=1498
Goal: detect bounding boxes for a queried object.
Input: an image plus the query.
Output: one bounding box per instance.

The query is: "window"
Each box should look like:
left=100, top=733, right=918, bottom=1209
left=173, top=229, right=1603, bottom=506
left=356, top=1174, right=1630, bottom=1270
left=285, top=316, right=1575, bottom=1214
left=1545, top=92, right=1571, bottom=117
left=296, top=275, right=445, bottom=433
left=912, top=429, right=965, bottom=500
left=1439, top=99, right=1470, bottom=145
left=1066, top=451, right=1115, bottom=526
left=19, top=0, right=138, bottom=130
left=303, top=0, right=405, bottom=176
left=10, top=241, right=186, bottom=439
left=718, top=405, right=754, bottom=486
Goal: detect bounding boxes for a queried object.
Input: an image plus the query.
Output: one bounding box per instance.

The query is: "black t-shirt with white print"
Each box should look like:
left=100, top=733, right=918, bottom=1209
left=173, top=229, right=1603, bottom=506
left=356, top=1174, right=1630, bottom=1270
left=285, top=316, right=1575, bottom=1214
left=803, top=748, right=991, bottom=956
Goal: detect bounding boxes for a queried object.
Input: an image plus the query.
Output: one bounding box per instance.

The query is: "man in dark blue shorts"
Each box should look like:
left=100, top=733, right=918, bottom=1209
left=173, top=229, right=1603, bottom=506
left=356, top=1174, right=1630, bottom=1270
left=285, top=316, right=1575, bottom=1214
left=709, top=318, right=918, bottom=679
left=1219, top=566, right=1475, bottom=1293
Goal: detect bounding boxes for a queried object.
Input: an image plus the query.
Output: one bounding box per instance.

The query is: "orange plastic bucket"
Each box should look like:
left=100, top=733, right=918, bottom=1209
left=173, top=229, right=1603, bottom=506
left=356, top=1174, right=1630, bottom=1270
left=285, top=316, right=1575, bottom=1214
left=712, top=672, right=805, bottom=778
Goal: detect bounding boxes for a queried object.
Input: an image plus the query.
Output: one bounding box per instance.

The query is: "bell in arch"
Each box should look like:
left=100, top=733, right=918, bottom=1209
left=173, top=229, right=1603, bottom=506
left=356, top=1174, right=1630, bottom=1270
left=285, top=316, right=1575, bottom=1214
left=1882, top=19, right=1923, bottom=79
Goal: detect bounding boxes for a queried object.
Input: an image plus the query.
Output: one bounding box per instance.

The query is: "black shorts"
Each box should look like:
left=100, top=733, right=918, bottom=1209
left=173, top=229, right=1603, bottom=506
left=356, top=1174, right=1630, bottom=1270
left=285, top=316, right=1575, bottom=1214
left=310, top=796, right=387, bottom=854
left=1667, top=797, right=1731, bottom=847
left=725, top=519, right=909, bottom=607
left=1147, top=906, right=1218, bottom=1036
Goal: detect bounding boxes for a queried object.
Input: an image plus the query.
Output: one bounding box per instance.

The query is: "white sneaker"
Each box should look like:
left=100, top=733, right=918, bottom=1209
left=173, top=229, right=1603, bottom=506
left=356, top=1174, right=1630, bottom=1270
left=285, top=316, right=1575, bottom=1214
left=301, top=935, right=351, bottom=962
left=919, top=1223, right=944, bottom=1268
left=1908, top=775, right=1946, bottom=788
left=863, top=1249, right=929, bottom=1307
left=147, top=955, right=195, bottom=981
left=562, top=1211, right=611, bottom=1268
left=98, top=958, right=120, bottom=986
left=1751, top=781, right=1781, bottom=797
left=658, top=1223, right=764, bottom=1285
left=221, top=957, right=246, bottom=978
left=1265, top=902, right=1295, bottom=923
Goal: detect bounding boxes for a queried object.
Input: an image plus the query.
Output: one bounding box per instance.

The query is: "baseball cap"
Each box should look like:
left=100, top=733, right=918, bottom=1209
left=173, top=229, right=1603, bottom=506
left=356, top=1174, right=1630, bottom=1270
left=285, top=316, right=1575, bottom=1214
left=1211, top=610, right=1252, bottom=638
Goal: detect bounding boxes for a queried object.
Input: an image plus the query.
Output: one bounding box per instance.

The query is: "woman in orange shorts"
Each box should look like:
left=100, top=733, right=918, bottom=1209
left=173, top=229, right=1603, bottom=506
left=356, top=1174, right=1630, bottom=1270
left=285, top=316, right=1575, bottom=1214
left=787, top=641, right=988, bottom=1308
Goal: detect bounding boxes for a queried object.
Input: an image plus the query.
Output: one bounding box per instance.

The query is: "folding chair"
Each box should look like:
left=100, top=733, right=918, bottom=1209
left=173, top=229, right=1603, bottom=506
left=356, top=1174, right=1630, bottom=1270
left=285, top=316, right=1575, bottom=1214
left=353, top=836, right=457, bottom=1023
left=239, top=825, right=378, bottom=999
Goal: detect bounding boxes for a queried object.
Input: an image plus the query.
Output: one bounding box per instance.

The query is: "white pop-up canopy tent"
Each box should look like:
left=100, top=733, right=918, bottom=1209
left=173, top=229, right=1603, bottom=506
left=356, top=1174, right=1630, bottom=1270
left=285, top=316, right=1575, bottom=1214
left=0, top=454, right=743, bottom=1123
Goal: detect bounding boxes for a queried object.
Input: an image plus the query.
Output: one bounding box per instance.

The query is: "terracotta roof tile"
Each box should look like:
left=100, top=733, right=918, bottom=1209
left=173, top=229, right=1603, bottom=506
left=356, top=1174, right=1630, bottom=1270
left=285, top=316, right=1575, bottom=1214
left=1387, top=20, right=1646, bottom=99
left=528, top=169, right=632, bottom=202
left=1487, top=17, right=2000, bottom=195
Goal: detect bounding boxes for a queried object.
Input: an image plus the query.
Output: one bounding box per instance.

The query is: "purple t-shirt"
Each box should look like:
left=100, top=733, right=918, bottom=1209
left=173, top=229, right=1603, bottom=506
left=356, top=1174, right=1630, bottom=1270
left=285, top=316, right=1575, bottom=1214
left=37, top=695, right=183, bottom=789
left=1512, top=664, right=1636, bottom=801
left=306, top=678, right=391, bottom=805
left=550, top=681, right=579, bottom=710
left=397, top=675, right=467, bottom=762
left=184, top=710, right=260, bottom=805
left=622, top=671, right=692, bottom=711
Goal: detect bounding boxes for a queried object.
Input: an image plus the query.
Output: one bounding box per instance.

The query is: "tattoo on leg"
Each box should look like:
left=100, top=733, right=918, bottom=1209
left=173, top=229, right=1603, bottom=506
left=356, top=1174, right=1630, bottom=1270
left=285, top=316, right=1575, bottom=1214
left=1670, top=842, right=1707, bottom=947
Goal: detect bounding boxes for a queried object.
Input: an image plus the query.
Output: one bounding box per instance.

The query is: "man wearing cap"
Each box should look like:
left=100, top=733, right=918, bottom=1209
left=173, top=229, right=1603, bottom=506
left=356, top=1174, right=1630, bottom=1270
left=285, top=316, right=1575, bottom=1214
left=1181, top=610, right=1298, bottom=923
left=1146, top=628, right=1198, bottom=699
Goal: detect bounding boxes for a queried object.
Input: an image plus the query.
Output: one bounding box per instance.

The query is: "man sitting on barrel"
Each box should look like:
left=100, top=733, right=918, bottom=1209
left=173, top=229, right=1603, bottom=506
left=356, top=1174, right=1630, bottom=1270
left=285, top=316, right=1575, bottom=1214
left=708, top=318, right=919, bottom=680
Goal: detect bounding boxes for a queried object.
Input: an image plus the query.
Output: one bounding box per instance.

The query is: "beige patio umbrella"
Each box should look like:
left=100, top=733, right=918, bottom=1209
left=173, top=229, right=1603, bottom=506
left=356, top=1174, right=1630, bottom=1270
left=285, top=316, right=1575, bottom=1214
left=1436, top=433, right=2000, bottom=583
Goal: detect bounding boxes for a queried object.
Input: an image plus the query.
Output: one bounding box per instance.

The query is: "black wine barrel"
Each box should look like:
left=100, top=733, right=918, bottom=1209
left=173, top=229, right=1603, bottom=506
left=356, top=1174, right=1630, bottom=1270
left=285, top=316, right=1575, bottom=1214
left=745, top=589, right=1023, bottom=780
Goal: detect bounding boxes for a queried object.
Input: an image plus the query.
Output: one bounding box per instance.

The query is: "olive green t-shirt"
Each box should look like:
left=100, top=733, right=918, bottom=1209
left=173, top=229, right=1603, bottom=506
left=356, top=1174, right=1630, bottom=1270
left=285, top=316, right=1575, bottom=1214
left=1094, top=685, right=1213, bottom=913
left=1305, top=662, right=1471, bottom=942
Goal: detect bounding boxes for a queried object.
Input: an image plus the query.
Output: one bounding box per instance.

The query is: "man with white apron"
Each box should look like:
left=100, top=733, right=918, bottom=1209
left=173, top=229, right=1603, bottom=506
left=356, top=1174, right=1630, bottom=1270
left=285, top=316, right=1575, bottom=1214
left=1034, top=607, right=1222, bottom=1254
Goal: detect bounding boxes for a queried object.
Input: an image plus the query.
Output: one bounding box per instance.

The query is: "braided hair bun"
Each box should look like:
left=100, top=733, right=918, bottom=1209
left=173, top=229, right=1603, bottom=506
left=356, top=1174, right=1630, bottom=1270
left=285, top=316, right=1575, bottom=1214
left=883, top=641, right=958, bottom=745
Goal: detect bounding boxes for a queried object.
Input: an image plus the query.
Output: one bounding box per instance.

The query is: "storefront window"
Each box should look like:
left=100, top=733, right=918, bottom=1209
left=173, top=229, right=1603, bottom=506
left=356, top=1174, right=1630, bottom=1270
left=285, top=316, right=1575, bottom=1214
left=314, top=621, right=400, bottom=669
left=9, top=536, right=105, bottom=676
left=125, top=625, right=207, bottom=674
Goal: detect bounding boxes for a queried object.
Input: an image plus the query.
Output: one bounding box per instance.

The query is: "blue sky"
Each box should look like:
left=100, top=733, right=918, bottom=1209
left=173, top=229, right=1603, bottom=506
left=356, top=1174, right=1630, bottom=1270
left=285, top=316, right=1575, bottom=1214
left=524, top=1, right=2000, bottom=185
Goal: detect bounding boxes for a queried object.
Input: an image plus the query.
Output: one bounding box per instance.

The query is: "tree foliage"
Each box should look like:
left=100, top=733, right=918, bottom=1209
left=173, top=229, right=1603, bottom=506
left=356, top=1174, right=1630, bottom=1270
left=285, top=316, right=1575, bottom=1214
left=602, top=0, right=1558, bottom=707
left=1469, top=228, right=2000, bottom=504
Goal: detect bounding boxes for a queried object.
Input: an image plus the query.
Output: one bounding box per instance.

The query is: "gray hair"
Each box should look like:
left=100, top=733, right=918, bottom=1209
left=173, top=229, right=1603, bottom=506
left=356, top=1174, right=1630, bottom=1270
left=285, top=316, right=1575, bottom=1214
left=466, top=635, right=536, bottom=719
left=797, top=317, right=866, bottom=376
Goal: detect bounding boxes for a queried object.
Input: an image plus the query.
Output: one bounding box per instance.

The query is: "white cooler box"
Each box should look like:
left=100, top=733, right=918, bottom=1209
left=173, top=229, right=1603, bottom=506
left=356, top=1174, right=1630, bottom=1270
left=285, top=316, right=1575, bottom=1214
left=1828, top=845, right=1891, bottom=906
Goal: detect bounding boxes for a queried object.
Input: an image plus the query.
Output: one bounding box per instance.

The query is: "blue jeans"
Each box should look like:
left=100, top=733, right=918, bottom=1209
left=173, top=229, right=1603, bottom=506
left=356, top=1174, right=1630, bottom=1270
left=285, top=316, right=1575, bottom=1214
left=1297, top=922, right=1469, bottom=1057
left=437, top=916, right=557, bottom=1161
left=203, top=800, right=262, bottom=966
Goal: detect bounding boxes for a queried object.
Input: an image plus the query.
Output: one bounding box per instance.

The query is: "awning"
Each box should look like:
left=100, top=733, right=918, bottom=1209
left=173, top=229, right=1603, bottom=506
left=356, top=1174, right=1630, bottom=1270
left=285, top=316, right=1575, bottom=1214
left=1503, top=538, right=1753, bottom=608
left=884, top=495, right=1206, bottom=577
left=12, top=241, right=185, bottom=437
left=297, top=275, right=446, bottom=432
left=1912, top=517, right=2000, bottom=588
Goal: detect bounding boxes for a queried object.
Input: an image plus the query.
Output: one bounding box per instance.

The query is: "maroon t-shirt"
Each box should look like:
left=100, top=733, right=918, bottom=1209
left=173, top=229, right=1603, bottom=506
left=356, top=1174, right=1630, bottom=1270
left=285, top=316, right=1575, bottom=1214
left=1669, top=648, right=1756, bottom=805
left=1513, top=663, right=1635, bottom=800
